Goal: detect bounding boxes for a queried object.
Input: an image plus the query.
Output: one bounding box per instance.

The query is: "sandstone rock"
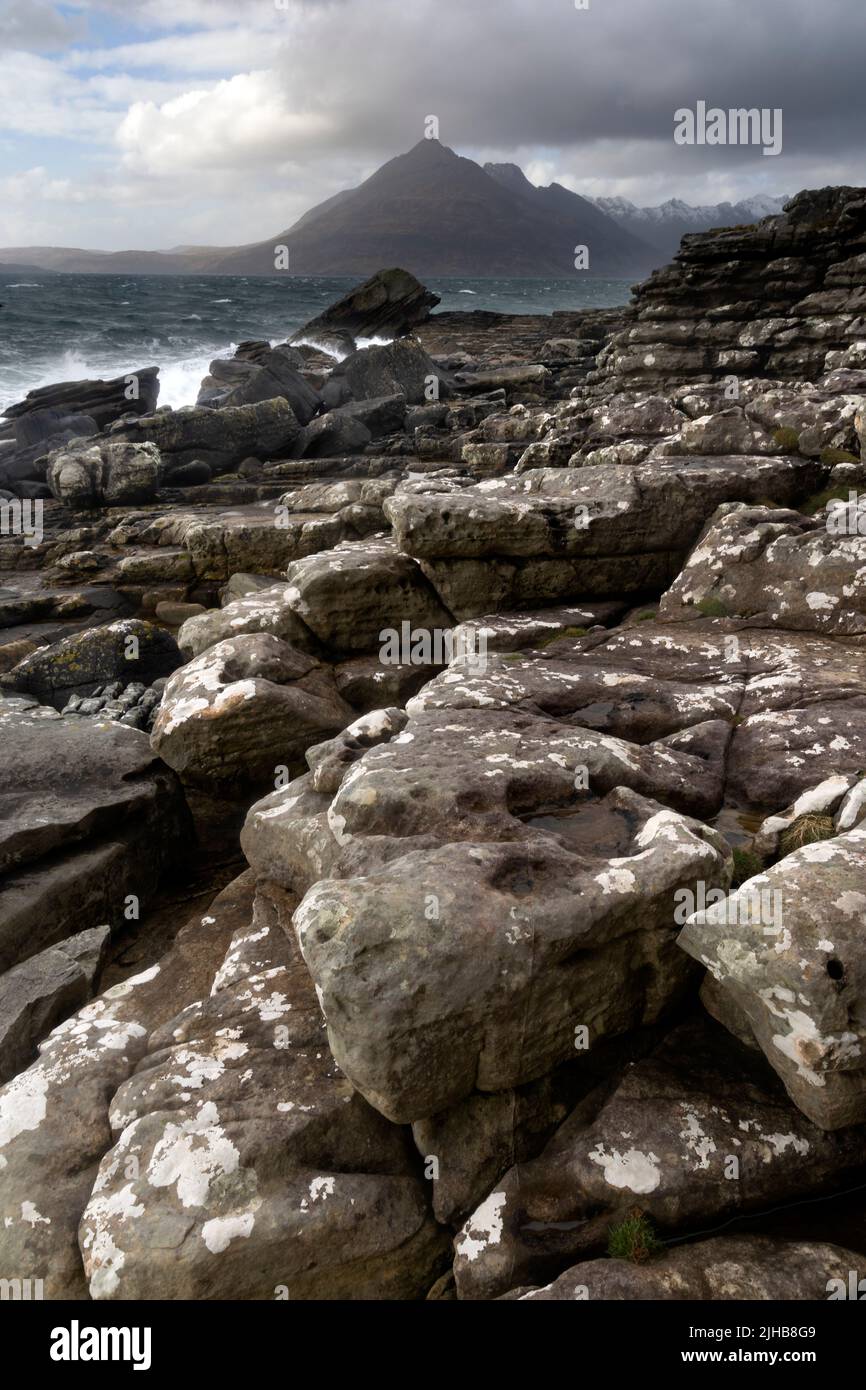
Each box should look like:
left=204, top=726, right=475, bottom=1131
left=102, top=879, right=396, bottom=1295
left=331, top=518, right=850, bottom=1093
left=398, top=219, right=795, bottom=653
left=0, top=874, right=253, bottom=1298
left=384, top=456, right=825, bottom=617
left=47, top=440, right=161, bottom=509
left=454, top=1018, right=866, bottom=1298
left=659, top=503, right=866, bottom=635
left=284, top=535, right=454, bottom=653
left=0, top=926, right=110, bottom=1085
left=3, top=368, right=159, bottom=430
left=339, top=338, right=451, bottom=406
left=109, top=398, right=300, bottom=472
left=678, top=825, right=866, bottom=1129
left=502, top=1235, right=865, bottom=1300
left=243, top=723, right=729, bottom=1122
left=177, top=585, right=316, bottom=660
left=197, top=347, right=321, bottom=424
left=151, top=633, right=354, bottom=790
left=0, top=699, right=187, bottom=973
left=79, top=882, right=447, bottom=1300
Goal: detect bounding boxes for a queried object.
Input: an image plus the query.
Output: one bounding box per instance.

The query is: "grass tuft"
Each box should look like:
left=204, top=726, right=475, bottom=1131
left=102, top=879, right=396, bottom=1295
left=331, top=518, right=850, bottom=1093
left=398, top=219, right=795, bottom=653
left=779, top=813, right=836, bottom=857
left=731, top=845, right=764, bottom=887
left=607, top=1211, right=664, bottom=1264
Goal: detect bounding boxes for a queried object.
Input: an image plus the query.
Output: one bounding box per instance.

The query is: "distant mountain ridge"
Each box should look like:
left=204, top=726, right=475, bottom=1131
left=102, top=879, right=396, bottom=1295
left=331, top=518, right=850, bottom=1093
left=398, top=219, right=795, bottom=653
left=588, top=193, right=790, bottom=259
left=0, top=141, right=789, bottom=278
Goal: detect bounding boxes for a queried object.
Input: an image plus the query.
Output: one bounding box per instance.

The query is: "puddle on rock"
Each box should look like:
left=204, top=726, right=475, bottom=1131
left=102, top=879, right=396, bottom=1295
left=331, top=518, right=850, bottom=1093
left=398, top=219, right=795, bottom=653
left=523, top=800, right=637, bottom=858
left=711, top=806, right=765, bottom=849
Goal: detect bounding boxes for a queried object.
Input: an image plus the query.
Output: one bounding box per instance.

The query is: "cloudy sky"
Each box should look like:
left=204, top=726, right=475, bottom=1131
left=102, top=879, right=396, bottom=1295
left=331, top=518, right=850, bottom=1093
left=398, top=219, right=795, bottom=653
left=0, top=0, right=862, bottom=250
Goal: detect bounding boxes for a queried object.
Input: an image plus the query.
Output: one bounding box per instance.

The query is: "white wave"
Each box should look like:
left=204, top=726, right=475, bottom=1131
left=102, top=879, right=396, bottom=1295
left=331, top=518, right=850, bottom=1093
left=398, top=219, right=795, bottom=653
left=7, top=283, right=41, bottom=289
left=458, top=289, right=477, bottom=294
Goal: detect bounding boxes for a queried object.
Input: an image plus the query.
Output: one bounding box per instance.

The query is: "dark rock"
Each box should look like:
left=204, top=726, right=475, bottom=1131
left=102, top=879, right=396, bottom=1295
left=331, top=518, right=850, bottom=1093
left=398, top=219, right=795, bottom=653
left=197, top=347, right=321, bottom=425
left=290, top=267, right=439, bottom=344
left=108, top=398, right=300, bottom=472
left=1, top=619, right=182, bottom=708
left=338, top=337, right=451, bottom=406
left=0, top=925, right=110, bottom=1085
left=501, top=1235, right=866, bottom=1301
left=3, top=368, right=159, bottom=430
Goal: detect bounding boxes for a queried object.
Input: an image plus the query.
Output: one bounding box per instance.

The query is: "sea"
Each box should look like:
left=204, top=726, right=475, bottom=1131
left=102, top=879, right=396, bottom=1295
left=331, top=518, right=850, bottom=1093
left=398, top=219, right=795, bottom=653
left=0, top=273, right=634, bottom=414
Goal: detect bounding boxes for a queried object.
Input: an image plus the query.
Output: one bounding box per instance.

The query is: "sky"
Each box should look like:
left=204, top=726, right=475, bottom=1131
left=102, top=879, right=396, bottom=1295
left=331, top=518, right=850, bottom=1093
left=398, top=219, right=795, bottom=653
left=0, top=0, right=863, bottom=251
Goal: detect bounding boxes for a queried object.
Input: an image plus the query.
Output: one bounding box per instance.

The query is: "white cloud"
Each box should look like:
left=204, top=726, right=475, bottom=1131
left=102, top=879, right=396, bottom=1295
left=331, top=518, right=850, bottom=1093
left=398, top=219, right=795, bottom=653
left=116, top=71, right=335, bottom=175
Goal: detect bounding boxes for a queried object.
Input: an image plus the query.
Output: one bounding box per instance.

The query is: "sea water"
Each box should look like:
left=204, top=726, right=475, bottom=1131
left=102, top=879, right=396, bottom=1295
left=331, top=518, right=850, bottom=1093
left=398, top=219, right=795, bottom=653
left=0, top=272, right=634, bottom=413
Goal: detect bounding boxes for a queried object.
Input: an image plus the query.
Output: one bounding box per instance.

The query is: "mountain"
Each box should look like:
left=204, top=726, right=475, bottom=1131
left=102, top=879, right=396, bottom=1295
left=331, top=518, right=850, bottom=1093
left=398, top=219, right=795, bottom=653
left=0, top=143, right=790, bottom=278
left=0, top=261, right=54, bottom=275
left=588, top=193, right=790, bottom=260
left=0, top=245, right=219, bottom=274
left=207, top=139, right=657, bottom=277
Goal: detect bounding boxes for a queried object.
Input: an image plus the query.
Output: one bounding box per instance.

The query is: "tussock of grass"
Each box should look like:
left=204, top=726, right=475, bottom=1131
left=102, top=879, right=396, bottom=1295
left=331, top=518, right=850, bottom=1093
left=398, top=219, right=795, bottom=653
left=800, top=486, right=852, bottom=516
left=607, top=1211, right=664, bottom=1264
left=696, top=596, right=730, bottom=618
left=819, top=447, right=860, bottom=466
left=635, top=610, right=657, bottom=622
left=772, top=426, right=800, bottom=453
left=538, top=625, right=588, bottom=648
left=779, top=813, right=836, bottom=857
left=731, top=845, right=764, bottom=887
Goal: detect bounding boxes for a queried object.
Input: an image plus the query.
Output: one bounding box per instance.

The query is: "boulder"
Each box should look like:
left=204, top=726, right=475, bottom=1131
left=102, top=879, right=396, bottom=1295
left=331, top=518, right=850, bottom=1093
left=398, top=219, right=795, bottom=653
left=3, top=368, right=159, bottom=430
left=108, top=398, right=300, bottom=472
left=383, top=456, right=826, bottom=618
left=290, top=267, right=439, bottom=344
left=678, top=825, right=866, bottom=1129
left=242, top=717, right=730, bottom=1121
left=197, top=347, right=321, bottom=425
left=454, top=1018, right=866, bottom=1298
left=0, top=926, right=110, bottom=1085
left=502, top=1236, right=865, bottom=1301
left=46, top=439, right=161, bottom=508
left=151, top=633, right=354, bottom=790
left=659, top=503, right=866, bottom=636
left=0, top=874, right=253, bottom=1298
left=0, top=698, right=187, bottom=973
left=284, top=535, right=455, bottom=654
left=177, top=585, right=316, bottom=660
left=339, top=338, right=451, bottom=406
left=1, top=619, right=182, bottom=708
left=79, top=882, right=447, bottom=1300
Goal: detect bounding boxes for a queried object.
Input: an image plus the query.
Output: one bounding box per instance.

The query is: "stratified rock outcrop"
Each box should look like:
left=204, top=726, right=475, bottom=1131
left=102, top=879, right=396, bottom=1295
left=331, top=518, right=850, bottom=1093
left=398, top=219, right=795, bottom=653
left=2, top=194, right=866, bottom=1305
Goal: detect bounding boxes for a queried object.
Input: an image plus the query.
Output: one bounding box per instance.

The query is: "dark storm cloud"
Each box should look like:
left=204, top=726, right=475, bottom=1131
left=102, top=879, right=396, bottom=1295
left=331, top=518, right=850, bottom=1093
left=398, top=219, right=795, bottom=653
left=271, top=0, right=864, bottom=184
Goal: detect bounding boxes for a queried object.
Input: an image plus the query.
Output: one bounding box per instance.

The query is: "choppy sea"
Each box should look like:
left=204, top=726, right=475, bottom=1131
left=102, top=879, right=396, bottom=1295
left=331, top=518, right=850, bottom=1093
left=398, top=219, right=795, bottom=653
left=0, top=273, right=634, bottom=413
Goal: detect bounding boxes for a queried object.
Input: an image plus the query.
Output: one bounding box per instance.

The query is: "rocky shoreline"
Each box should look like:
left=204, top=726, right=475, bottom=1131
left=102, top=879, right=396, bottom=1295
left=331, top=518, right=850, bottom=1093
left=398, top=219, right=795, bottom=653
left=1, top=188, right=866, bottom=1301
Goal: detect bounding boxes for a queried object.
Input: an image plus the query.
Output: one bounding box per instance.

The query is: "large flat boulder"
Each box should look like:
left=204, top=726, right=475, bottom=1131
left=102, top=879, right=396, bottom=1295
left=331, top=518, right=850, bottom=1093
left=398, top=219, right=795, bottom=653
left=108, top=398, right=300, bottom=472
left=384, top=456, right=826, bottom=617
left=3, top=368, right=159, bottom=430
